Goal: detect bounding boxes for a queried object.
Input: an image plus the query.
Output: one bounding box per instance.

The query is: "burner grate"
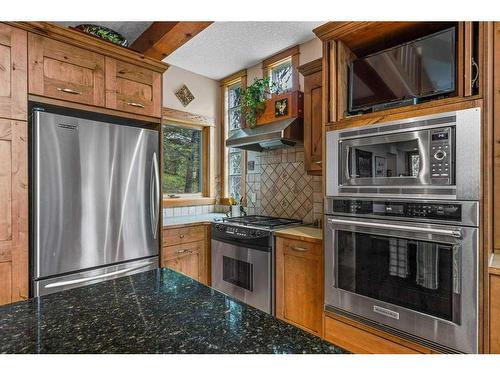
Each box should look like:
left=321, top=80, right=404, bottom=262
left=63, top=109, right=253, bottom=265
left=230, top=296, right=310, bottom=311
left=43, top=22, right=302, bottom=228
left=223, top=215, right=302, bottom=228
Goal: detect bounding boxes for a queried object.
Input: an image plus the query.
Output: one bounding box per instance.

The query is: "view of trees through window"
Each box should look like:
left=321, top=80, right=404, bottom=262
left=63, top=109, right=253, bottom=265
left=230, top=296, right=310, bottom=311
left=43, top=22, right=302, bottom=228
left=270, top=58, right=292, bottom=94
left=162, top=125, right=202, bottom=195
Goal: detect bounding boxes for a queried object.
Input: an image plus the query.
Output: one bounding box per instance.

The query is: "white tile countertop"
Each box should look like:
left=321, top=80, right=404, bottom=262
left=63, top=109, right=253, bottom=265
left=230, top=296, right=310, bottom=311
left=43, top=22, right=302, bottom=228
left=162, top=213, right=227, bottom=227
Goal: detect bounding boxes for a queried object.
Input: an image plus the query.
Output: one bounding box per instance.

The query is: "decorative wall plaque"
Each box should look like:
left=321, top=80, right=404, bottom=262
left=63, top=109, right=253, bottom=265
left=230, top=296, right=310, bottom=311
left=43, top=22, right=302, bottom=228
left=274, top=98, right=289, bottom=117
left=175, top=84, right=195, bottom=107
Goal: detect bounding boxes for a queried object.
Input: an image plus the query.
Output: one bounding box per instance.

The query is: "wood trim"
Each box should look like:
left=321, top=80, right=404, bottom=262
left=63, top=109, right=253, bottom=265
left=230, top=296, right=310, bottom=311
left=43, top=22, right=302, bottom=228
left=262, top=45, right=300, bottom=68
left=464, top=22, right=473, bottom=97
left=131, top=22, right=213, bottom=60
left=163, top=197, right=216, bottom=208
left=28, top=94, right=161, bottom=124
left=162, top=107, right=215, bottom=127
left=219, top=69, right=247, bottom=87
left=7, top=22, right=168, bottom=73
left=298, top=58, right=322, bottom=76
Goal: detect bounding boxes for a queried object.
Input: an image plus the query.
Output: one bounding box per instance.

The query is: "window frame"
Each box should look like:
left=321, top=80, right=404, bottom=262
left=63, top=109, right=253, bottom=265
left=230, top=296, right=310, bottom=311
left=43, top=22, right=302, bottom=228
left=220, top=69, right=247, bottom=206
left=161, top=108, right=216, bottom=208
left=262, top=45, right=300, bottom=95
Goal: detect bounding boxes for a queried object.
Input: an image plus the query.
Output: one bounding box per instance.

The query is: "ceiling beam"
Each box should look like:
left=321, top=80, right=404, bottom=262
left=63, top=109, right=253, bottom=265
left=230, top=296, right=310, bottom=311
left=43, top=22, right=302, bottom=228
left=130, top=21, right=213, bottom=60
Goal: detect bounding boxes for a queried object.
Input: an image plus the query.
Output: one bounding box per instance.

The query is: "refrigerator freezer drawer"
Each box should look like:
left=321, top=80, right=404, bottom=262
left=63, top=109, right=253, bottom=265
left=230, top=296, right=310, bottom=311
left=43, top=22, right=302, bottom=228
left=34, top=257, right=158, bottom=297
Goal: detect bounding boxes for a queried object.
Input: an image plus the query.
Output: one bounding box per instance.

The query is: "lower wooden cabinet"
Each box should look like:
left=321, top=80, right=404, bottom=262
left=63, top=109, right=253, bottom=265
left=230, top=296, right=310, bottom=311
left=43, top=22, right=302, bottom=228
left=275, top=236, right=323, bottom=336
left=0, top=120, right=28, bottom=306
left=490, top=272, right=500, bottom=353
left=323, top=312, right=434, bottom=354
left=161, top=224, right=210, bottom=285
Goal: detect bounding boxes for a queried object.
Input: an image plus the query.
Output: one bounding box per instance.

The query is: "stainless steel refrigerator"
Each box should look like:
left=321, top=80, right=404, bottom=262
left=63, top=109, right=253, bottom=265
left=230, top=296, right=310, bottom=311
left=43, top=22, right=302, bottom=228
left=32, top=108, right=160, bottom=296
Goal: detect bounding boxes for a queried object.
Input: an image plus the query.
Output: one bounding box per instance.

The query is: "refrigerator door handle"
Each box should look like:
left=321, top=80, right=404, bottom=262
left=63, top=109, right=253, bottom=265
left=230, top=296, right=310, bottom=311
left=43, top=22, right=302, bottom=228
left=150, top=152, right=160, bottom=239
left=44, top=261, right=155, bottom=289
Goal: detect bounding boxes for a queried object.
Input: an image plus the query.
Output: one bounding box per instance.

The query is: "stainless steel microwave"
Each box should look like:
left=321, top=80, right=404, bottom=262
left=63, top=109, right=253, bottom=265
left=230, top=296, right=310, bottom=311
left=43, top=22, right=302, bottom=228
left=326, top=108, right=481, bottom=200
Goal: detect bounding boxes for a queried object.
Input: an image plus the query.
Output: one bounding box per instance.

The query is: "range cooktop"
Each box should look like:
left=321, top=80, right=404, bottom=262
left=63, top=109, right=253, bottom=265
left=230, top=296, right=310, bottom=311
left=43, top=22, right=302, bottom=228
left=222, top=215, right=302, bottom=229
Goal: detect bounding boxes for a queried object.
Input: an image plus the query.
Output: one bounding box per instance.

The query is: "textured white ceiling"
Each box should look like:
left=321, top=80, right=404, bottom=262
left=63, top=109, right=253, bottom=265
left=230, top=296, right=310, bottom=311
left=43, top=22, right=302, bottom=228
left=163, top=21, right=324, bottom=80
left=56, top=22, right=152, bottom=45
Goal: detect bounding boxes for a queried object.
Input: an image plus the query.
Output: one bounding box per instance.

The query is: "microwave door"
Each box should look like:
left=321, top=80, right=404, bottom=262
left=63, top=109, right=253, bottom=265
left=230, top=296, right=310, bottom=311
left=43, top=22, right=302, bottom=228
left=340, top=130, right=430, bottom=187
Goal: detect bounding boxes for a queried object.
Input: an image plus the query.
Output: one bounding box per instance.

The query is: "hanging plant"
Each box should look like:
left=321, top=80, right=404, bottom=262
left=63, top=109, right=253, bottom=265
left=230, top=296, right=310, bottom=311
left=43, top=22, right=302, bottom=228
left=241, top=78, right=276, bottom=128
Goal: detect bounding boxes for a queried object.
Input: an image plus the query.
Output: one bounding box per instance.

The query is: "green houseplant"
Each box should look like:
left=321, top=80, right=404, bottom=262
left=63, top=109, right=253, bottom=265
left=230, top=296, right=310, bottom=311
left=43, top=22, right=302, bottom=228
left=241, top=78, right=276, bottom=128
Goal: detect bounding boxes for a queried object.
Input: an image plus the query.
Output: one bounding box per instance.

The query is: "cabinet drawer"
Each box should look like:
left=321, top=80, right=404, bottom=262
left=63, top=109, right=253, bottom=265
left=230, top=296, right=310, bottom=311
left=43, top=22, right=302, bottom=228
left=161, top=240, right=204, bottom=263
left=282, top=238, right=322, bottom=257
left=163, top=225, right=206, bottom=247
left=105, top=58, right=161, bottom=117
left=324, top=316, right=420, bottom=354
left=28, top=33, right=105, bottom=106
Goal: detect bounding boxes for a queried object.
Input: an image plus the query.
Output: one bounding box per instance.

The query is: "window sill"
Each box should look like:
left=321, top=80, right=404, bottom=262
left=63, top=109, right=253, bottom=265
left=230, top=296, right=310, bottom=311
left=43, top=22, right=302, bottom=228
left=162, top=197, right=216, bottom=208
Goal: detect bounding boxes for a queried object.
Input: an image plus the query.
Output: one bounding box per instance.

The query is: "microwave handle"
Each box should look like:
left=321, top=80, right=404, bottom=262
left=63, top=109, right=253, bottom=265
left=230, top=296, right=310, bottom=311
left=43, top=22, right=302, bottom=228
left=327, top=217, right=462, bottom=239
left=344, top=145, right=356, bottom=179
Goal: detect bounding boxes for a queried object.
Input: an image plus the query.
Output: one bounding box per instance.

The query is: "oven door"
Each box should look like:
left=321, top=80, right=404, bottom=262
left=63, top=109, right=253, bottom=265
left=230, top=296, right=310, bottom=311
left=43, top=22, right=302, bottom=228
left=325, top=216, right=478, bottom=353
left=211, top=239, right=272, bottom=314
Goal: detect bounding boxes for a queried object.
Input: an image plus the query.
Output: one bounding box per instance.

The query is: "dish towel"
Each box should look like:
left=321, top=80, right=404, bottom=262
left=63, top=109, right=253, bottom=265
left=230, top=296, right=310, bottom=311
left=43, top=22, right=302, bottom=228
left=389, top=238, right=409, bottom=278
left=416, top=242, right=439, bottom=290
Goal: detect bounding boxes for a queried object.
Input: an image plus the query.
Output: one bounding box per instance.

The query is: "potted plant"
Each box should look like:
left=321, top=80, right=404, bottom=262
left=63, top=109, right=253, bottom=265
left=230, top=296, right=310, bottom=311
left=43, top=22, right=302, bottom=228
left=241, top=78, right=276, bottom=128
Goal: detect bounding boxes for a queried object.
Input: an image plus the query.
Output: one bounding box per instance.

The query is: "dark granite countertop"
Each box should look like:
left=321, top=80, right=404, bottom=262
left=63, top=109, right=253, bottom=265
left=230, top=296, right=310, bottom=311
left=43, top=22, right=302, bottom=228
left=0, top=268, right=347, bottom=354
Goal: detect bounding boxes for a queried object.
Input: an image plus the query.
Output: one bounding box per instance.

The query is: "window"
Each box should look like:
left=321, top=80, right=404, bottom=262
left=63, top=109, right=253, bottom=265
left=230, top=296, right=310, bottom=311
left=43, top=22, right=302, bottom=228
left=227, top=82, right=243, bottom=200
left=220, top=70, right=247, bottom=204
left=161, top=107, right=216, bottom=207
left=262, top=45, right=300, bottom=95
left=162, top=124, right=202, bottom=195
left=269, top=58, right=293, bottom=94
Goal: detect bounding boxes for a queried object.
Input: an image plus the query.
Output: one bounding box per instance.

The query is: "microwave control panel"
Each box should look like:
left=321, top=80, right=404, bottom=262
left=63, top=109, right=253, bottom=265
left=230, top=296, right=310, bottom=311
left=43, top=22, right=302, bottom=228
left=430, top=127, right=453, bottom=185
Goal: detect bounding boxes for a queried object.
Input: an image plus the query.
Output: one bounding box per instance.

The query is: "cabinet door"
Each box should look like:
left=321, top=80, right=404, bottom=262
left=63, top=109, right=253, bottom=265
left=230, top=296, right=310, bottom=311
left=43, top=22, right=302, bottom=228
left=164, top=251, right=200, bottom=281
left=0, top=119, right=28, bottom=305
left=304, top=69, right=322, bottom=175
left=0, top=24, right=27, bottom=121
left=28, top=33, right=105, bottom=106
left=105, top=58, right=161, bottom=118
left=490, top=274, right=500, bottom=353
left=276, top=237, right=323, bottom=336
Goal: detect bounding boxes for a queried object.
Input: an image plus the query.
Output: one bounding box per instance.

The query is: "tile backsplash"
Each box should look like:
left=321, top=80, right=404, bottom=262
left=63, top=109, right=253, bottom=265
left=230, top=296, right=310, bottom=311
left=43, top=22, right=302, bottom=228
left=245, top=146, right=323, bottom=225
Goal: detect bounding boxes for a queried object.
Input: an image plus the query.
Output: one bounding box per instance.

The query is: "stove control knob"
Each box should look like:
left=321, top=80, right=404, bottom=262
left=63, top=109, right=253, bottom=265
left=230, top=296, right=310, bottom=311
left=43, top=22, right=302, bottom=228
left=250, top=230, right=256, bottom=237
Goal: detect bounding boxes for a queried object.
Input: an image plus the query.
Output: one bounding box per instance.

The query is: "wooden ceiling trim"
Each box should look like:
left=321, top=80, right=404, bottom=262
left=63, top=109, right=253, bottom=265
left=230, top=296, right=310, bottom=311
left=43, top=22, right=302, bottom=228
left=131, top=21, right=213, bottom=60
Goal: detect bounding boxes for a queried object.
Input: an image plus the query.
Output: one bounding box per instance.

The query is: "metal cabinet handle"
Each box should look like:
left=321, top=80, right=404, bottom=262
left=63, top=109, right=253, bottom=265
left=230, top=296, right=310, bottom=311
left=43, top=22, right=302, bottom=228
left=315, top=160, right=322, bottom=165
left=291, top=246, right=307, bottom=252
left=179, top=234, right=185, bottom=239
left=327, top=217, right=462, bottom=239
left=176, top=249, right=189, bottom=254
left=127, top=102, right=145, bottom=108
left=57, top=87, right=81, bottom=95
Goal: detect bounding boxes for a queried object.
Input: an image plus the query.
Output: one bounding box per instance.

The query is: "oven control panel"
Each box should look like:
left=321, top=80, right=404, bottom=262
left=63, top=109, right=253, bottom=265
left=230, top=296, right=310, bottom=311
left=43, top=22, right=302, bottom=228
left=430, top=127, right=453, bottom=185
left=213, top=223, right=270, bottom=239
left=330, top=199, right=462, bottom=222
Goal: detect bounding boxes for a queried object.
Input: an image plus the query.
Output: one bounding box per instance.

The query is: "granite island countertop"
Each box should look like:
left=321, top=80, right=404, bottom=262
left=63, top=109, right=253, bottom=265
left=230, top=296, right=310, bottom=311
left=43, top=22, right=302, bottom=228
left=0, top=268, right=347, bottom=354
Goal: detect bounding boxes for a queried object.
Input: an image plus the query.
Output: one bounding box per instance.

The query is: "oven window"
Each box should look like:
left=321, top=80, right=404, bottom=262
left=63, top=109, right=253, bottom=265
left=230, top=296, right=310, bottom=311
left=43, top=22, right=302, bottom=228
left=348, top=139, right=420, bottom=179
left=336, top=230, right=458, bottom=322
left=223, top=256, right=253, bottom=291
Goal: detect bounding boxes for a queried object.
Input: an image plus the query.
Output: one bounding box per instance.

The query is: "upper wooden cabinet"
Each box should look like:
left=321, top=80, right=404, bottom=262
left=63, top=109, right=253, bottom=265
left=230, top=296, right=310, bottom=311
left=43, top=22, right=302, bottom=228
left=28, top=33, right=105, bottom=107
left=299, top=59, right=322, bottom=175
left=0, top=24, right=27, bottom=121
left=105, top=58, right=162, bottom=118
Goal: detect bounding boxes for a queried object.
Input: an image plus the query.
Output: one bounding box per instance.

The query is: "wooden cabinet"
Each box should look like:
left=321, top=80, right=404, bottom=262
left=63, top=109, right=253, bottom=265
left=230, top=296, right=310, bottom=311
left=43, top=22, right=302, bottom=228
left=324, top=314, right=424, bottom=354
left=0, top=24, right=27, bottom=121
left=490, top=272, right=500, bottom=353
left=105, top=58, right=162, bottom=118
left=161, top=224, right=210, bottom=285
left=0, top=119, right=28, bottom=305
left=299, top=59, right=322, bottom=175
left=275, top=235, right=323, bottom=336
left=28, top=33, right=105, bottom=107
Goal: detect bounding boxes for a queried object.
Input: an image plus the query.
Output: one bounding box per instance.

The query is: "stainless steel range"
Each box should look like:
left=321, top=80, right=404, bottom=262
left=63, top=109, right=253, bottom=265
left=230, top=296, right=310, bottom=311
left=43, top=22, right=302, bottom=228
left=211, top=215, right=302, bottom=314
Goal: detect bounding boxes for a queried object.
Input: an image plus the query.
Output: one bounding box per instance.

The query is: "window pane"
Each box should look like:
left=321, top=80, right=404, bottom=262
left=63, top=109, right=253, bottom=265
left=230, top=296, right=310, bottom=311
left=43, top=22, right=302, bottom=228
left=228, top=84, right=241, bottom=108
left=229, top=175, right=241, bottom=201
left=162, top=125, right=202, bottom=195
left=271, top=59, right=292, bottom=94
left=229, top=107, right=241, bottom=130
left=229, top=151, right=242, bottom=175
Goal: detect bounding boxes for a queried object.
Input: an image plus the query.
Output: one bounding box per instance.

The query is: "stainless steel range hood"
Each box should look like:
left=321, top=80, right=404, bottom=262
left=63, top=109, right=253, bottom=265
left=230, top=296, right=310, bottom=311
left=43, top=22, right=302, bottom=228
left=225, top=117, right=303, bottom=152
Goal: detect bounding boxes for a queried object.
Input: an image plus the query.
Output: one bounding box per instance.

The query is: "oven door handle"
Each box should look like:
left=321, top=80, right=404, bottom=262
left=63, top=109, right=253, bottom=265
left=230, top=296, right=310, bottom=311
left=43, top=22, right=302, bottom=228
left=327, top=217, right=462, bottom=239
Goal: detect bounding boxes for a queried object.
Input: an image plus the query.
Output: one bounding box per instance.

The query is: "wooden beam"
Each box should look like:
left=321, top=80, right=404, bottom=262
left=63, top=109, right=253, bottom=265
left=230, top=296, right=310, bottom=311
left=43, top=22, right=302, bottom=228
left=131, top=21, right=213, bottom=60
